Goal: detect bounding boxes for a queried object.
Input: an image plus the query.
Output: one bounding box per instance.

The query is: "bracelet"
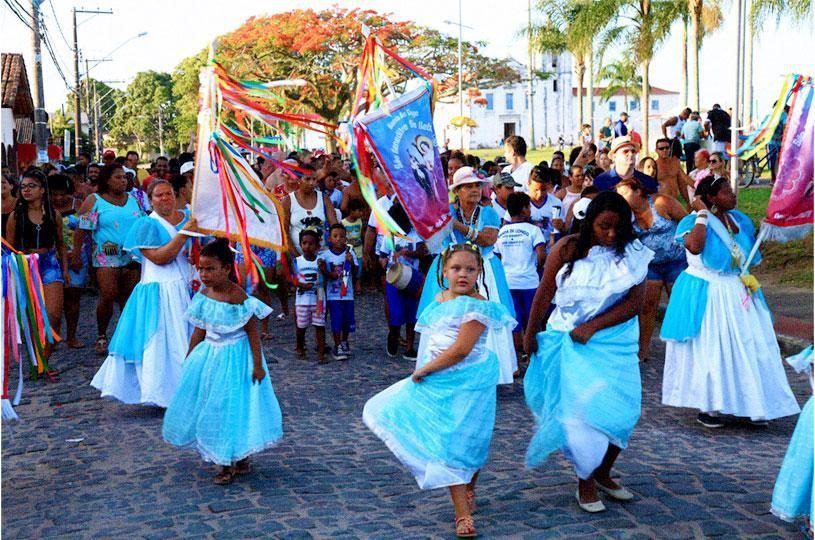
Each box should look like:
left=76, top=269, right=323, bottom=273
left=695, top=215, right=708, bottom=226
left=466, top=227, right=477, bottom=241
left=697, top=210, right=709, bottom=217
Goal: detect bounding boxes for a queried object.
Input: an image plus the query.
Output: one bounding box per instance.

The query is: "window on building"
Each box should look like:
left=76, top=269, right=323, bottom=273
left=651, top=99, right=659, bottom=111
left=553, top=79, right=558, bottom=92
left=630, top=100, right=638, bottom=110
left=485, top=93, right=494, bottom=111
left=609, top=100, right=617, bottom=112
left=506, top=92, right=514, bottom=111
left=525, top=93, right=529, bottom=110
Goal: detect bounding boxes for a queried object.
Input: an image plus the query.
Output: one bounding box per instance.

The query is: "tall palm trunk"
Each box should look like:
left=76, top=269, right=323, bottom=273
left=744, top=1, right=754, bottom=126
left=680, top=15, right=688, bottom=108
left=575, top=58, right=585, bottom=133
left=641, top=60, right=650, bottom=156
left=587, top=43, right=594, bottom=134
left=689, top=0, right=702, bottom=111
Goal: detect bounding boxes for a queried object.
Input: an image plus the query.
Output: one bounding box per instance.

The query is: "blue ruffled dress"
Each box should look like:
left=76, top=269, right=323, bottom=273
left=363, top=296, right=515, bottom=489
left=418, top=204, right=517, bottom=384
left=772, top=346, right=813, bottom=523
left=524, top=241, right=653, bottom=479
left=660, top=210, right=800, bottom=420
left=162, top=294, right=283, bottom=465
left=91, top=211, right=195, bottom=407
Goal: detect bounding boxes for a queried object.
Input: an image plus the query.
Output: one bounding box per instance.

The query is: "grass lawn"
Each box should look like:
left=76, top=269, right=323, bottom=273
left=469, top=146, right=557, bottom=167
left=738, top=186, right=812, bottom=289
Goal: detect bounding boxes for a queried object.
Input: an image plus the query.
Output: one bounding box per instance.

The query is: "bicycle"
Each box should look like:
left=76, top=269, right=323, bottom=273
left=738, top=145, right=778, bottom=188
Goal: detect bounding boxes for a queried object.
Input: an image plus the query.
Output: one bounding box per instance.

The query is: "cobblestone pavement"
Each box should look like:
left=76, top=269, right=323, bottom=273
left=2, top=292, right=810, bottom=539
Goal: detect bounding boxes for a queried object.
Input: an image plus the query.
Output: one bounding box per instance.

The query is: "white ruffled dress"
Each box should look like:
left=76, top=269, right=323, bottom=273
left=524, top=241, right=653, bottom=479
left=91, top=211, right=194, bottom=407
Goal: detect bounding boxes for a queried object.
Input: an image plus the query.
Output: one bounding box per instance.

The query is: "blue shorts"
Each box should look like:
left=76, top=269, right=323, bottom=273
left=37, top=249, right=64, bottom=285
left=385, top=283, right=419, bottom=327
left=327, top=300, right=355, bottom=334
left=510, top=288, right=537, bottom=332
left=647, top=259, right=686, bottom=284
left=67, top=249, right=89, bottom=288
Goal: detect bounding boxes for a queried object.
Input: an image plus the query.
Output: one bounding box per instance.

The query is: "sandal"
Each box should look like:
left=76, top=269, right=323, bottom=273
left=94, top=335, right=108, bottom=356
left=214, top=466, right=235, bottom=485
left=234, top=458, right=252, bottom=476
left=465, top=488, right=477, bottom=514
left=455, top=516, right=477, bottom=538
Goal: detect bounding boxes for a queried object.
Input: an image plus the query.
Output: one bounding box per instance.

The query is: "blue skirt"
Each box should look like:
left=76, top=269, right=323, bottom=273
left=772, top=396, right=813, bottom=522
left=363, top=356, right=499, bottom=489
left=524, top=318, right=642, bottom=478
left=162, top=338, right=283, bottom=465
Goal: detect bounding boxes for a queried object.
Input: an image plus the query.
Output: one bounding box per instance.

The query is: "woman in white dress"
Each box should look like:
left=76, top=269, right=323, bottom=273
left=91, top=180, right=197, bottom=407
left=661, top=176, right=800, bottom=427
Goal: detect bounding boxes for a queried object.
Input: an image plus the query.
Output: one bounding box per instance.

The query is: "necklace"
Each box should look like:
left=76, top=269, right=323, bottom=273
left=721, top=212, right=742, bottom=269
left=456, top=204, right=480, bottom=226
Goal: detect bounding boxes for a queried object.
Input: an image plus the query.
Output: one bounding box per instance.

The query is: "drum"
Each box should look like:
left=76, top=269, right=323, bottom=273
left=386, top=262, right=425, bottom=299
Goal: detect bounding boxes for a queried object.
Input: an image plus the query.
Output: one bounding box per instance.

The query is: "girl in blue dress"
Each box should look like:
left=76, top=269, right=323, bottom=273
left=418, top=166, right=517, bottom=384
left=364, top=243, right=515, bottom=538
left=772, top=346, right=813, bottom=532
left=661, top=176, right=799, bottom=427
left=523, top=192, right=653, bottom=514
left=163, top=239, right=283, bottom=485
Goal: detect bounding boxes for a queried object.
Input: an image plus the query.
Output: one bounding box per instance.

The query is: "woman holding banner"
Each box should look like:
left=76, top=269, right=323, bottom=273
left=660, top=176, right=800, bottom=428
left=418, top=166, right=517, bottom=384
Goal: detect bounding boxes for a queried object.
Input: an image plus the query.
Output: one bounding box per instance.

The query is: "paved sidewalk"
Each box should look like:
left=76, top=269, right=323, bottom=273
left=2, top=292, right=810, bottom=539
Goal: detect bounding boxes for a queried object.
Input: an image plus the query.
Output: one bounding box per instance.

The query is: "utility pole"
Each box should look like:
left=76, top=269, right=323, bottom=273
left=72, top=7, right=113, bottom=162
left=527, top=0, right=536, bottom=150
left=92, top=81, right=101, bottom=157
left=84, top=57, right=94, bottom=159
left=457, top=0, right=464, bottom=150
left=31, top=0, right=48, bottom=164
left=731, top=0, right=742, bottom=196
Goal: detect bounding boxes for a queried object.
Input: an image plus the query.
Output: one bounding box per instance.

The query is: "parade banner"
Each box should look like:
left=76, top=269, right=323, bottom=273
left=762, top=82, right=814, bottom=241
left=355, top=85, right=451, bottom=249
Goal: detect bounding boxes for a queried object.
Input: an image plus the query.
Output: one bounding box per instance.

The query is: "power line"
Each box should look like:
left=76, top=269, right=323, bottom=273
left=2, top=0, right=35, bottom=32
left=11, top=0, right=33, bottom=19
left=46, top=0, right=72, bottom=51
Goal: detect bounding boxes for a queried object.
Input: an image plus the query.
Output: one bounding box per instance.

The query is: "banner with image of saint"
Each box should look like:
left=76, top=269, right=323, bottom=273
left=355, top=85, right=451, bottom=251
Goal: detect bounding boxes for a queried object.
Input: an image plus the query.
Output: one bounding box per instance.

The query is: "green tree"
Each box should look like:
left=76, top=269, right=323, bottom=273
left=172, top=50, right=208, bottom=150
left=598, top=58, right=642, bottom=110
left=532, top=0, right=617, bottom=132
left=602, top=0, right=684, bottom=155
left=109, top=71, right=177, bottom=155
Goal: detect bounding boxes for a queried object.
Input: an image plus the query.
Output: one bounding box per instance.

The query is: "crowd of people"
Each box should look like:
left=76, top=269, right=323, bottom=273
left=1, top=123, right=809, bottom=537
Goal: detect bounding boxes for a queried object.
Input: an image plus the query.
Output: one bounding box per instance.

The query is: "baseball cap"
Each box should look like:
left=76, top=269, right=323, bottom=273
left=609, top=136, right=637, bottom=156
left=492, top=171, right=521, bottom=188
left=180, top=161, right=194, bottom=175
left=103, top=149, right=116, bottom=159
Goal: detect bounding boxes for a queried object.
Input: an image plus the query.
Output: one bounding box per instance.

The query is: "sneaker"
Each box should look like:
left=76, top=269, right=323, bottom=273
left=276, top=313, right=288, bottom=320
left=697, top=412, right=725, bottom=428
left=402, top=348, right=418, bottom=361
left=331, top=345, right=347, bottom=361
left=748, top=418, right=769, bottom=427
left=341, top=342, right=351, bottom=358
left=386, top=341, right=398, bottom=358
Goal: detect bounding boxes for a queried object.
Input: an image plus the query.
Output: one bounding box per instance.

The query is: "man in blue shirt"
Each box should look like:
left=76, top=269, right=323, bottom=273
left=614, top=112, right=629, bottom=137
left=593, top=136, right=659, bottom=193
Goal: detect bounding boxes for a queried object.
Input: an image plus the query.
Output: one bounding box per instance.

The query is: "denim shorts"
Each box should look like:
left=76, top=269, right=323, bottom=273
left=647, top=259, right=686, bottom=284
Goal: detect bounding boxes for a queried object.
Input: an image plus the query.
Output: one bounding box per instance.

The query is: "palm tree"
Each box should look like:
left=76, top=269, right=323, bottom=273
left=598, top=59, right=642, bottom=112
left=602, top=0, right=683, bottom=155
left=532, top=1, right=617, bottom=136
left=687, top=0, right=724, bottom=112
left=745, top=0, right=812, bottom=123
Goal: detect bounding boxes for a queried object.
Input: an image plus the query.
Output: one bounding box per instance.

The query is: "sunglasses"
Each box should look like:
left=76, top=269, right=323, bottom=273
left=657, top=146, right=670, bottom=151
left=19, top=183, right=42, bottom=190
left=710, top=159, right=721, bottom=164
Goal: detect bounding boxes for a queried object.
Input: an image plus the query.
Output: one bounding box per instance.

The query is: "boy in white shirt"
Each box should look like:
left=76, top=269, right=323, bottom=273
left=319, top=223, right=359, bottom=360
left=528, top=167, right=564, bottom=252
left=494, top=192, right=546, bottom=355
left=294, top=229, right=327, bottom=362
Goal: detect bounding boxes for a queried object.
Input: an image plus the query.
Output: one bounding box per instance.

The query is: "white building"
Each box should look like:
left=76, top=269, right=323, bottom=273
left=433, top=52, right=679, bottom=151
left=574, top=86, right=680, bottom=142
left=434, top=52, right=576, bottom=150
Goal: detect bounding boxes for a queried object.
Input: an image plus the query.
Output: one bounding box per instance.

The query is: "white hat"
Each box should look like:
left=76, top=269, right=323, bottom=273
left=122, top=167, right=136, bottom=178
left=180, top=161, right=194, bottom=175
left=572, top=197, right=593, bottom=220
left=449, top=166, right=486, bottom=191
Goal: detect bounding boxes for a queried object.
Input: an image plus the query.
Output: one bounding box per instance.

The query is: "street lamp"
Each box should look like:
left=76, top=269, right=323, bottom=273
left=443, top=3, right=473, bottom=151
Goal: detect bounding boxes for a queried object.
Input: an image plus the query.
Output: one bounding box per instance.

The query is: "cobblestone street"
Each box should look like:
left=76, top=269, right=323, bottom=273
left=2, top=292, right=809, bottom=539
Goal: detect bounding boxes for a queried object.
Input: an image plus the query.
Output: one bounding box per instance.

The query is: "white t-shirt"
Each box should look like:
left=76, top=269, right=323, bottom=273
left=318, top=248, right=359, bottom=301
left=367, top=194, right=395, bottom=233
left=490, top=194, right=510, bottom=223
left=530, top=193, right=562, bottom=250
left=502, top=161, right=534, bottom=193
left=560, top=190, right=581, bottom=226
left=494, top=222, right=545, bottom=290
left=294, top=255, right=321, bottom=306
left=378, top=230, right=423, bottom=271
